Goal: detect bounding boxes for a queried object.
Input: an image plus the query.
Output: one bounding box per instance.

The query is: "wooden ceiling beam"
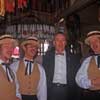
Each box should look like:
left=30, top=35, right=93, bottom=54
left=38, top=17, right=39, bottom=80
left=63, top=0, right=97, bottom=17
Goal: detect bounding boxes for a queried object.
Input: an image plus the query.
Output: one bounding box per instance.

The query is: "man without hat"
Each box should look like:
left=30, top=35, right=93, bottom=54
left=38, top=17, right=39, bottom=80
left=11, top=36, right=47, bottom=100
left=43, top=32, right=81, bottom=100
left=0, top=34, right=21, bottom=100
left=75, top=31, right=100, bottom=100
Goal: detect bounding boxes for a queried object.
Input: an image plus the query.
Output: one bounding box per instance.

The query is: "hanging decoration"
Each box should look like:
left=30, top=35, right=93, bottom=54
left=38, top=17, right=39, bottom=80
left=5, top=0, right=15, bottom=13
left=0, top=0, right=28, bottom=15
left=18, top=0, right=27, bottom=9
left=0, top=0, right=5, bottom=16
left=5, top=24, right=55, bottom=39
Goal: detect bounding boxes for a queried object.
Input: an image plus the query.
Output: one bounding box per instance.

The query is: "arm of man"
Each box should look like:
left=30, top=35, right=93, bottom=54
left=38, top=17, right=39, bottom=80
left=75, top=56, right=92, bottom=89
left=37, top=64, right=47, bottom=100
left=10, top=61, right=22, bottom=100
left=16, top=97, right=21, bottom=100
left=15, top=71, right=22, bottom=100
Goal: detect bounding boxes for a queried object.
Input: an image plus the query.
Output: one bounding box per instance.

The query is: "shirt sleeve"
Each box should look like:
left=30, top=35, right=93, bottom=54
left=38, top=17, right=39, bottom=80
left=37, top=64, right=47, bottom=100
left=10, top=61, right=19, bottom=73
left=14, top=71, right=22, bottom=100
left=10, top=61, right=22, bottom=99
left=75, top=56, right=92, bottom=89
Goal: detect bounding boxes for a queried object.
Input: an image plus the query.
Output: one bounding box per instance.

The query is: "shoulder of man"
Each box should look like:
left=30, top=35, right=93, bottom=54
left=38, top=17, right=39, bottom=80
left=10, top=60, right=20, bottom=72
left=80, top=55, right=92, bottom=64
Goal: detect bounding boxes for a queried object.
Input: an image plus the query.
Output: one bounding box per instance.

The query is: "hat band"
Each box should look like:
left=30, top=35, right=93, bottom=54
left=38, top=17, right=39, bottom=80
left=27, top=39, right=37, bottom=41
left=0, top=37, right=13, bottom=40
left=87, top=33, right=100, bottom=38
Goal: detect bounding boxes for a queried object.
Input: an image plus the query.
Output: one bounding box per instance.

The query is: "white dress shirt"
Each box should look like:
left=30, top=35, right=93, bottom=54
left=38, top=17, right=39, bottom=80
left=53, top=51, right=67, bottom=84
left=75, top=56, right=98, bottom=89
left=10, top=59, right=47, bottom=100
left=0, top=59, right=21, bottom=99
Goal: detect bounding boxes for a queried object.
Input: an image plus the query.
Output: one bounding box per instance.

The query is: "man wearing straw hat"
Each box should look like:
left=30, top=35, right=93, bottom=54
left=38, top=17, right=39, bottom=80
left=0, top=34, right=21, bottom=100
left=75, top=31, right=100, bottom=100
left=11, top=36, right=47, bottom=100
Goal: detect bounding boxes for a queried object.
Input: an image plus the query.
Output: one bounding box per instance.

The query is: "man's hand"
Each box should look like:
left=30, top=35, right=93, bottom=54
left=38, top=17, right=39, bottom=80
left=90, top=77, right=100, bottom=90
left=16, top=97, right=21, bottom=100
left=91, top=77, right=100, bottom=86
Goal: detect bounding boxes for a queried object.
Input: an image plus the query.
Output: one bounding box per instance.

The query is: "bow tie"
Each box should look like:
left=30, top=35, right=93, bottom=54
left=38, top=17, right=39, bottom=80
left=2, top=63, right=15, bottom=81
left=25, top=59, right=34, bottom=63
left=56, top=53, right=64, bottom=55
left=2, top=63, right=10, bottom=66
left=25, top=60, right=34, bottom=75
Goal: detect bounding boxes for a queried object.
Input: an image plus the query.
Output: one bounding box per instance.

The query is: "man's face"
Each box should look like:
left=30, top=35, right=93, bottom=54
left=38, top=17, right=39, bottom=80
left=53, top=34, right=67, bottom=53
left=0, top=42, right=14, bottom=60
left=89, top=36, right=100, bottom=54
left=24, top=43, right=38, bottom=59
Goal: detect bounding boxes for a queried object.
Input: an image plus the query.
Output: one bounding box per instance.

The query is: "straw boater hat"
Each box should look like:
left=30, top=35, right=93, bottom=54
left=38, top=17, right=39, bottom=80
left=85, top=31, right=100, bottom=45
left=0, top=34, right=18, bottom=47
left=21, top=36, right=39, bottom=50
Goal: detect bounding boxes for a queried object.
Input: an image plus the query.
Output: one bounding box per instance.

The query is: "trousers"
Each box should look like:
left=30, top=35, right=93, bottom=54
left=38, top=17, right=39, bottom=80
left=21, top=94, right=38, bottom=100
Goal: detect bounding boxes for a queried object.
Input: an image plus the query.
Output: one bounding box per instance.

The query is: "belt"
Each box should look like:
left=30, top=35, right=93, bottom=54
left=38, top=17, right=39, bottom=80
left=21, top=94, right=38, bottom=100
left=83, top=89, right=100, bottom=94
left=52, top=83, right=67, bottom=87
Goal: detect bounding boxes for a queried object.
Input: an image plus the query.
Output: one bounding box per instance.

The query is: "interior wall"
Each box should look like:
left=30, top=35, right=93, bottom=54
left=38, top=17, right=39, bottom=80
left=78, top=2, right=100, bottom=35
left=72, top=3, right=100, bottom=57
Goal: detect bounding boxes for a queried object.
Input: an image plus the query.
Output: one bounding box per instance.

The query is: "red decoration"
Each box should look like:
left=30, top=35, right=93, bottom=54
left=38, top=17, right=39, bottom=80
left=18, top=0, right=27, bottom=9
left=5, top=0, right=15, bottom=13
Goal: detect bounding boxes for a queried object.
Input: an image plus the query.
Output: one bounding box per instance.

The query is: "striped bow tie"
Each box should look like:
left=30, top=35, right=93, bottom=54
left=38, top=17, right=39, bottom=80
left=2, top=63, right=15, bottom=81
left=25, top=60, right=34, bottom=75
left=25, top=59, right=34, bottom=63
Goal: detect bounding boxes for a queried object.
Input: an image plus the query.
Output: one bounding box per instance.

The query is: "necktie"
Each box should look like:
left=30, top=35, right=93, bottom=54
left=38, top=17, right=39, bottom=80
left=25, top=60, right=33, bottom=75
left=97, top=56, right=100, bottom=68
left=2, top=63, right=15, bottom=81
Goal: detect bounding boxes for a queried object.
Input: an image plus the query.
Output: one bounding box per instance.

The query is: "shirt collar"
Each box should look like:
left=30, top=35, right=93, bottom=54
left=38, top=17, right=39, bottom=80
left=55, top=50, right=65, bottom=55
left=0, top=59, right=5, bottom=64
left=23, top=57, right=34, bottom=62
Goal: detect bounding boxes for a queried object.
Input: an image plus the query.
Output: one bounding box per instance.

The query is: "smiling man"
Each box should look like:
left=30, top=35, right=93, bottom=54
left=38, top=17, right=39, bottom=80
left=76, top=30, right=100, bottom=100
left=0, top=34, right=21, bottom=100
left=11, top=36, right=47, bottom=100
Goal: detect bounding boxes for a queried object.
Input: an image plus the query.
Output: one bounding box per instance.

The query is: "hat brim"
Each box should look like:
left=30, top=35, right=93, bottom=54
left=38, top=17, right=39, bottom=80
left=21, top=40, right=39, bottom=49
left=85, top=35, right=100, bottom=45
left=0, top=38, right=18, bottom=47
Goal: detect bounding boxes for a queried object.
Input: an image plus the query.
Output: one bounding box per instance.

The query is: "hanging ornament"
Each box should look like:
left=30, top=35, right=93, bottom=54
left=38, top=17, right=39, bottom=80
left=18, top=0, right=27, bottom=9
left=5, top=0, right=15, bottom=13
left=0, top=0, right=5, bottom=16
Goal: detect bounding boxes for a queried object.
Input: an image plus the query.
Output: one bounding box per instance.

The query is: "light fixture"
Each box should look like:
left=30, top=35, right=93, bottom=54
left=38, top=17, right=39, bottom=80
left=59, top=18, right=64, bottom=23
